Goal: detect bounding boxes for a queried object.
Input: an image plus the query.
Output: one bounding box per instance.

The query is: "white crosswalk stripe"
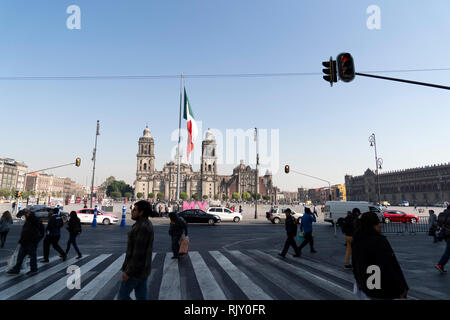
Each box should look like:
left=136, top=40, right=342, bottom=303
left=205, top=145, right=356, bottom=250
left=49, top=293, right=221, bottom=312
left=0, top=256, right=44, bottom=274
left=29, top=254, right=111, bottom=300
left=0, top=250, right=446, bottom=300
left=0, top=256, right=58, bottom=286
left=209, top=250, right=272, bottom=300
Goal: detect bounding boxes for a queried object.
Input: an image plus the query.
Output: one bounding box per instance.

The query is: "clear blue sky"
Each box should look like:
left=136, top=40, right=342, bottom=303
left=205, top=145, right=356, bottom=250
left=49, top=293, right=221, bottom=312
left=1, top=0, right=450, bottom=191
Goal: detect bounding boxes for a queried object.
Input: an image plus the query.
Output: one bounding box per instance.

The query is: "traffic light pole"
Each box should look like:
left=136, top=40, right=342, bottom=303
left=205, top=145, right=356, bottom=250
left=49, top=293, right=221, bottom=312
left=27, top=162, right=77, bottom=175
left=355, top=73, right=450, bottom=90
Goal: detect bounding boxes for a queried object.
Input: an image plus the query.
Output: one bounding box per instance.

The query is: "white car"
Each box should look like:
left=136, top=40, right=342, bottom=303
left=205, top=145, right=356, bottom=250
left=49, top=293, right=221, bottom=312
left=207, top=207, right=242, bottom=222
left=76, top=208, right=119, bottom=225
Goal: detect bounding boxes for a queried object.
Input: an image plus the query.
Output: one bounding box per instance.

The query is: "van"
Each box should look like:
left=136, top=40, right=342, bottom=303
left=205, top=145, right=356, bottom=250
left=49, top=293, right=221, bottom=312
left=323, top=201, right=382, bottom=225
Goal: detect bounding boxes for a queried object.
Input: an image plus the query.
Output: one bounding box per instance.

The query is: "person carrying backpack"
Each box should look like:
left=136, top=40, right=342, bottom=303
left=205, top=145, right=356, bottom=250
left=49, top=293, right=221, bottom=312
left=65, top=211, right=82, bottom=259
left=343, top=208, right=361, bottom=269
left=7, top=210, right=45, bottom=276
left=435, top=205, right=450, bottom=273
left=41, top=208, right=66, bottom=262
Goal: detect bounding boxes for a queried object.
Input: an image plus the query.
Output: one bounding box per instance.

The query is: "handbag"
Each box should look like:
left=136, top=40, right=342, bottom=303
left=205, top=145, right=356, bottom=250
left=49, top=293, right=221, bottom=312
left=297, top=231, right=304, bottom=243
left=179, top=236, right=189, bottom=254
left=7, top=244, right=23, bottom=270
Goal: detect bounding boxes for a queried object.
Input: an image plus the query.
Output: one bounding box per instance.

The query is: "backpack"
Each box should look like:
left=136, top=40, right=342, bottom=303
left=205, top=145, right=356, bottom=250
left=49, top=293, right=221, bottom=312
left=341, top=215, right=355, bottom=235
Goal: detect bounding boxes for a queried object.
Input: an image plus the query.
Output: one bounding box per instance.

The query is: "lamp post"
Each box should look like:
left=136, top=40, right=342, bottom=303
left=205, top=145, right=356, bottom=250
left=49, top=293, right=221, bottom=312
left=254, top=128, right=259, bottom=219
left=369, top=133, right=383, bottom=204
left=90, top=120, right=100, bottom=208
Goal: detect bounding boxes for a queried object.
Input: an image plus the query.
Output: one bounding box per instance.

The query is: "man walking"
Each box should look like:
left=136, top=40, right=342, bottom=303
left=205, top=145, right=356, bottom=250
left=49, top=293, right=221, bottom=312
left=435, top=205, right=450, bottom=273
left=298, top=207, right=317, bottom=255
left=342, top=208, right=361, bottom=269
left=279, top=208, right=300, bottom=258
left=428, top=210, right=438, bottom=243
left=119, top=200, right=154, bottom=300
left=41, top=208, right=66, bottom=263
left=7, top=210, right=44, bottom=276
left=169, top=212, right=188, bottom=259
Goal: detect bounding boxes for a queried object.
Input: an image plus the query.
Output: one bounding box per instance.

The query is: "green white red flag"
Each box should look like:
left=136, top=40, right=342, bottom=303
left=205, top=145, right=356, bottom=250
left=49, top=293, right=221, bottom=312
left=183, top=88, right=198, bottom=161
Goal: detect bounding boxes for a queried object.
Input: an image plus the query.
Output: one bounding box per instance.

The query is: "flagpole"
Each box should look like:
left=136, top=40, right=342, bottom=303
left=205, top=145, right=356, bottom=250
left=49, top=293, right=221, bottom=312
left=176, top=74, right=183, bottom=202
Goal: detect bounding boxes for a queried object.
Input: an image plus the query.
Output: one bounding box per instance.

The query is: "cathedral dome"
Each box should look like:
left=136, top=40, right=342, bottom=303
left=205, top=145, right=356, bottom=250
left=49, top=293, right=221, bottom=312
left=205, top=128, right=215, bottom=141
left=143, top=125, right=151, bottom=137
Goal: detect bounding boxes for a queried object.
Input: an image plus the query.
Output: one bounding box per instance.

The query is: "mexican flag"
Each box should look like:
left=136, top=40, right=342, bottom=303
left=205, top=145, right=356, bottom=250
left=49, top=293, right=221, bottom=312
left=183, top=88, right=198, bottom=161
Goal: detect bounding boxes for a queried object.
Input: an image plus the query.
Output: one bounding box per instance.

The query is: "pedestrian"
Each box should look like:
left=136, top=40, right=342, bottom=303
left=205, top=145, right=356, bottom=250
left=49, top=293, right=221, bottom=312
left=65, top=211, right=82, bottom=259
left=7, top=210, right=45, bottom=276
left=158, top=205, right=162, bottom=217
left=313, top=206, right=318, bottom=218
left=0, top=211, right=13, bottom=248
left=239, top=205, right=242, bottom=213
left=298, top=207, right=317, bottom=255
left=428, top=210, right=438, bottom=243
left=435, top=205, right=450, bottom=273
left=41, top=208, right=66, bottom=263
left=278, top=208, right=301, bottom=258
left=83, top=205, right=88, bottom=209
left=12, top=202, right=16, bottom=215
left=342, top=208, right=361, bottom=269
left=352, top=211, right=408, bottom=299
left=119, top=200, right=154, bottom=300
left=168, top=212, right=188, bottom=259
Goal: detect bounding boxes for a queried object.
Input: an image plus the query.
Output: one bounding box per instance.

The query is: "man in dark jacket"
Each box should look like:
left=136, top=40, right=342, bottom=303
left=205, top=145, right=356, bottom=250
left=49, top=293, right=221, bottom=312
left=119, top=200, right=154, bottom=300
left=169, top=212, right=188, bottom=259
left=352, top=212, right=409, bottom=300
left=7, top=210, right=45, bottom=276
left=343, top=208, right=361, bottom=269
left=435, top=205, right=450, bottom=273
left=42, top=208, right=66, bottom=262
left=279, top=208, right=300, bottom=258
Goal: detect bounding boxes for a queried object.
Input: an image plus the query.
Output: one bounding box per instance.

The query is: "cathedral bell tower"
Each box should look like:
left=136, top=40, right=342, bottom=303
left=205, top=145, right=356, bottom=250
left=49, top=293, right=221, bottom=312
left=135, top=125, right=155, bottom=198
left=201, top=129, right=217, bottom=199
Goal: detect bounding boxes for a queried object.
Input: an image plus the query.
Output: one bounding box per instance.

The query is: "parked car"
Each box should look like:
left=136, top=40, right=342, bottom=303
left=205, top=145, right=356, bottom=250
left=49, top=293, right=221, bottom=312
left=16, top=205, right=69, bottom=223
left=399, top=201, right=410, bottom=207
left=266, top=207, right=303, bottom=224
left=323, top=201, right=383, bottom=225
left=381, top=201, right=390, bottom=206
left=382, top=210, right=418, bottom=223
left=75, top=208, right=119, bottom=225
left=207, top=207, right=242, bottom=222
left=178, top=209, right=221, bottom=225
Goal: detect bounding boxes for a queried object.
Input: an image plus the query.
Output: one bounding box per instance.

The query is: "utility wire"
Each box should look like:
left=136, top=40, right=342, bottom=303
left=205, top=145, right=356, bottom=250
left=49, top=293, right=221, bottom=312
left=0, top=67, right=449, bottom=81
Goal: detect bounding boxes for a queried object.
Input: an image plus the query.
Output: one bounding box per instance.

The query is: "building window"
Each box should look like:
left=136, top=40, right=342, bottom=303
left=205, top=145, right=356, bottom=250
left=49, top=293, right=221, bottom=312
left=144, top=163, right=147, bottom=170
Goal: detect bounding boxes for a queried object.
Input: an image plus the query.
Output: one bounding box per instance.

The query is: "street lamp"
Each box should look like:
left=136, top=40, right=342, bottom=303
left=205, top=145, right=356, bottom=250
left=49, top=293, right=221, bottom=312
left=369, top=133, right=382, bottom=204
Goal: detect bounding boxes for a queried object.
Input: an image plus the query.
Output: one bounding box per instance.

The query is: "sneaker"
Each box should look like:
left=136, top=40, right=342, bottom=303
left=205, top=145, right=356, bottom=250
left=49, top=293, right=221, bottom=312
left=76, top=255, right=82, bottom=259
left=435, top=264, right=446, bottom=273
left=26, top=270, right=38, bottom=276
left=278, top=253, right=286, bottom=258
left=40, top=259, right=49, bottom=263
left=344, top=264, right=353, bottom=269
left=7, top=269, right=20, bottom=275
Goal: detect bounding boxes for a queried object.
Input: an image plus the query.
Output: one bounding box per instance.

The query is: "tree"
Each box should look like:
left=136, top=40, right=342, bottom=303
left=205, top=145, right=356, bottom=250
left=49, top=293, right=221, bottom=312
left=157, top=192, right=165, bottom=200
left=110, top=191, right=122, bottom=200
left=180, top=192, right=188, bottom=200
left=214, top=194, right=219, bottom=200
left=148, top=193, right=155, bottom=199
left=124, top=192, right=132, bottom=199
left=242, top=192, right=251, bottom=201
left=263, top=195, right=270, bottom=201
left=222, top=194, right=228, bottom=201
left=253, top=193, right=261, bottom=200
left=232, top=192, right=240, bottom=201
left=136, top=192, right=143, bottom=199
left=192, top=193, right=199, bottom=200
left=202, top=195, right=208, bottom=200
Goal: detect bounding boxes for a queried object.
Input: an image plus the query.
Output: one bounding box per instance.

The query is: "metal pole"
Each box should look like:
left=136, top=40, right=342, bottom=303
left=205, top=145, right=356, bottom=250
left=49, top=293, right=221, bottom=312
left=373, top=134, right=381, bottom=204
left=356, top=72, right=450, bottom=91
left=176, top=74, right=183, bottom=201
left=254, top=128, right=259, bottom=219
left=90, top=120, right=100, bottom=208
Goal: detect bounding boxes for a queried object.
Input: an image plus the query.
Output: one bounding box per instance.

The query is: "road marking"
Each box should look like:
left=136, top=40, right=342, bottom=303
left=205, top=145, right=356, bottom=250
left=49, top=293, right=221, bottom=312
left=158, top=253, right=181, bottom=300
left=229, top=250, right=322, bottom=300
left=0, top=256, right=57, bottom=285
left=252, top=250, right=356, bottom=300
left=209, top=251, right=272, bottom=300
left=0, top=256, right=44, bottom=274
left=189, top=251, right=226, bottom=300
left=0, top=255, right=89, bottom=300
left=29, top=254, right=111, bottom=300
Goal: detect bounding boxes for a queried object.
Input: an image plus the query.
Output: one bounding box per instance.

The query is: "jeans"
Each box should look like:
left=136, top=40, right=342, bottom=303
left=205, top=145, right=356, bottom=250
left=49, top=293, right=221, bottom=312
left=281, top=235, right=300, bottom=256
left=118, top=277, right=148, bottom=300
left=298, top=231, right=315, bottom=252
left=438, top=238, right=450, bottom=267
left=66, top=233, right=81, bottom=256
left=0, top=230, right=9, bottom=248
left=171, top=235, right=182, bottom=257
left=11, top=243, right=38, bottom=272
left=43, top=235, right=65, bottom=260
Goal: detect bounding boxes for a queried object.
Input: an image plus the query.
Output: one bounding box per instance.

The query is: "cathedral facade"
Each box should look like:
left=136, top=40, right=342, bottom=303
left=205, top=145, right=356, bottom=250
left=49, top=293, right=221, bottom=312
left=134, top=125, right=277, bottom=202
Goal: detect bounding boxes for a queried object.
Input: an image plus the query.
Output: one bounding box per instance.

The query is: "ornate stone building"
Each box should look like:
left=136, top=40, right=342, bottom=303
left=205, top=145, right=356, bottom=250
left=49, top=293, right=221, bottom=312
left=345, top=163, right=450, bottom=205
left=134, top=126, right=277, bottom=201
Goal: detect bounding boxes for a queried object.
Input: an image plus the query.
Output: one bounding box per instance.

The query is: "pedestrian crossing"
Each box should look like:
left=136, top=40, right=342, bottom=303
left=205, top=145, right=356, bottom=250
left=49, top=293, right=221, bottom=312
left=0, top=249, right=447, bottom=300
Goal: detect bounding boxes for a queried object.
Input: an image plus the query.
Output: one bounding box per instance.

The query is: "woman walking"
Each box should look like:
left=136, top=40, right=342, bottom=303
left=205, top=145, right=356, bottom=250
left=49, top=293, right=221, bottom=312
left=168, top=212, right=187, bottom=259
left=0, top=211, right=13, bottom=248
left=65, top=211, right=82, bottom=259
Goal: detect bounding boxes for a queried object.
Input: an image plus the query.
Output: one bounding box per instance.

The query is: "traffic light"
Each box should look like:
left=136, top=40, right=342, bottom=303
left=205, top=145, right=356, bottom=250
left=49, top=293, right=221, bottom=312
left=322, top=57, right=337, bottom=86
left=284, top=165, right=290, bottom=174
left=18, top=191, right=22, bottom=198
left=337, top=53, right=355, bottom=82
left=75, top=157, right=81, bottom=167
left=15, top=191, right=21, bottom=198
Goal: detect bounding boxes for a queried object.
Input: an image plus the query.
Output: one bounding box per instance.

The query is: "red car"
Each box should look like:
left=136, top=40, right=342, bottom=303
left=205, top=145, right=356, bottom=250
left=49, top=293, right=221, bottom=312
left=382, top=210, right=418, bottom=223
